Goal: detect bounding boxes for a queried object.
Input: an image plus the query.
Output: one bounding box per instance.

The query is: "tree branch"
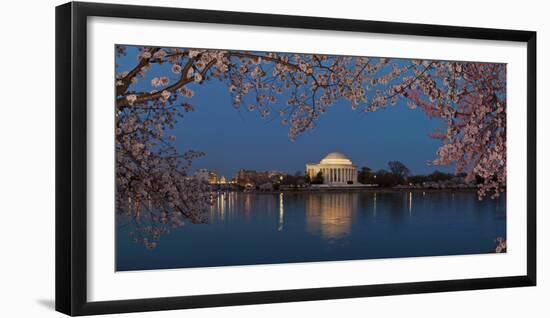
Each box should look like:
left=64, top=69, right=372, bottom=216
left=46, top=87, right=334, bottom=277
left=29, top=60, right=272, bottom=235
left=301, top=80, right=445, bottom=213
left=116, top=48, right=161, bottom=96
left=116, top=57, right=217, bottom=108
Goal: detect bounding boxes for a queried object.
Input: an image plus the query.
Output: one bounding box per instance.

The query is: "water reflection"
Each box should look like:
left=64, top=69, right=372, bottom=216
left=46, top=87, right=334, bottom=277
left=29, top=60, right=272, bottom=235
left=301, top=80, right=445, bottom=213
left=408, top=192, right=412, bottom=216
left=118, top=190, right=507, bottom=271
left=210, top=192, right=279, bottom=224
left=278, top=193, right=284, bottom=231
left=206, top=191, right=505, bottom=238
left=305, top=193, right=358, bottom=240
left=373, top=192, right=377, bottom=217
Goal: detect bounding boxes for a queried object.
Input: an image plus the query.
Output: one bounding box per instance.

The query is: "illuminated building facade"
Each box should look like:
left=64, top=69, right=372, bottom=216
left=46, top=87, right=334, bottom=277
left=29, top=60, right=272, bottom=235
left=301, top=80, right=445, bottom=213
left=306, top=152, right=358, bottom=185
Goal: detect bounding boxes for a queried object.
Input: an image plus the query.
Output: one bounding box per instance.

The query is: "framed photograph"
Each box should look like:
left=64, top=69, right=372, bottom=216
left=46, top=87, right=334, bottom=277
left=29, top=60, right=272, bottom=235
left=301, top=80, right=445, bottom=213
left=55, top=1, right=536, bottom=316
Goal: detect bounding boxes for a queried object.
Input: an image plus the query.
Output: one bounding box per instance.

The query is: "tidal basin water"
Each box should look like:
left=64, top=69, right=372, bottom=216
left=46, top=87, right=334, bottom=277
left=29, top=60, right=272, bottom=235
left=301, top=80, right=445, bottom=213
left=116, top=191, right=506, bottom=271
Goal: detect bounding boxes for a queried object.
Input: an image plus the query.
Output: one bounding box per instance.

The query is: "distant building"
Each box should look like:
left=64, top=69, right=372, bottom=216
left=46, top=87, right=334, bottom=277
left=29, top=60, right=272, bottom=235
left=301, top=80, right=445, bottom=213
left=235, top=169, right=274, bottom=187
left=267, top=171, right=285, bottom=178
left=306, top=152, right=358, bottom=185
left=208, top=171, right=218, bottom=184
left=193, top=169, right=219, bottom=184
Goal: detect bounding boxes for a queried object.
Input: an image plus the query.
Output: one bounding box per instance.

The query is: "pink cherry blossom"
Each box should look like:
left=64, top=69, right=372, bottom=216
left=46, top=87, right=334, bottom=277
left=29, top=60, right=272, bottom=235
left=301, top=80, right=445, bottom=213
left=171, top=64, right=182, bottom=74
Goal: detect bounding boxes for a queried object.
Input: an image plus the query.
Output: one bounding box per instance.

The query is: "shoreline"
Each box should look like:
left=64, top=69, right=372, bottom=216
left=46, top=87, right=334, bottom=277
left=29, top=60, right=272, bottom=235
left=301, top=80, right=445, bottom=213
left=213, top=188, right=481, bottom=195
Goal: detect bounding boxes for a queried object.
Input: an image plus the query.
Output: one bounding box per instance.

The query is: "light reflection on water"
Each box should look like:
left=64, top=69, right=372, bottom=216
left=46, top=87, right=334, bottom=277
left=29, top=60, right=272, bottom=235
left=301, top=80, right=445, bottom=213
left=206, top=191, right=484, bottom=241
left=304, top=192, right=357, bottom=240
left=278, top=193, right=284, bottom=232
left=204, top=191, right=506, bottom=247
left=117, top=190, right=506, bottom=271
left=209, top=192, right=361, bottom=239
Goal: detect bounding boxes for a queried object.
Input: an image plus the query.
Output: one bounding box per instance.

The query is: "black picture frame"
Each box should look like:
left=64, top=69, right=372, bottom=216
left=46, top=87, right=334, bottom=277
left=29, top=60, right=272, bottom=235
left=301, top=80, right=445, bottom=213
left=55, top=1, right=537, bottom=316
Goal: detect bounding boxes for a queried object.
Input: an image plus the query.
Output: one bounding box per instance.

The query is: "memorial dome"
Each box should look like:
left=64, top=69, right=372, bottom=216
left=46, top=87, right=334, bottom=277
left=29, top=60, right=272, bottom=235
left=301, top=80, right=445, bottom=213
left=320, top=152, right=353, bottom=165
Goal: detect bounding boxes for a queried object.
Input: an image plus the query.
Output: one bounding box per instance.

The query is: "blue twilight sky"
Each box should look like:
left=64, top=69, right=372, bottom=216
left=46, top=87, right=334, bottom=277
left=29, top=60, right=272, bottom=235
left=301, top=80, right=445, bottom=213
left=116, top=46, right=453, bottom=179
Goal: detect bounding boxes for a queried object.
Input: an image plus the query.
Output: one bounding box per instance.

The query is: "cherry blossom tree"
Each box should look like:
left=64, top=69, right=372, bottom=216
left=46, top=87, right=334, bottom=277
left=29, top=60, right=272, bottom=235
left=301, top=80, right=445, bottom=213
left=115, top=45, right=506, bottom=247
left=374, top=61, right=506, bottom=199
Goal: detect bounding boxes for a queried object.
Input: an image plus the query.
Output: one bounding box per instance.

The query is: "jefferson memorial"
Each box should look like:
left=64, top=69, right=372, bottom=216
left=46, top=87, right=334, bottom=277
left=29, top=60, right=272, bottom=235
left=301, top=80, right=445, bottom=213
left=306, top=152, right=358, bottom=185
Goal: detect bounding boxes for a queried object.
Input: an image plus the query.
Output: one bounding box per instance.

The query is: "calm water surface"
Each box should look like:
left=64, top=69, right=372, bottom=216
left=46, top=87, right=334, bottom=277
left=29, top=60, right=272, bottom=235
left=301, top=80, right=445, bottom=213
left=116, top=191, right=506, bottom=271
